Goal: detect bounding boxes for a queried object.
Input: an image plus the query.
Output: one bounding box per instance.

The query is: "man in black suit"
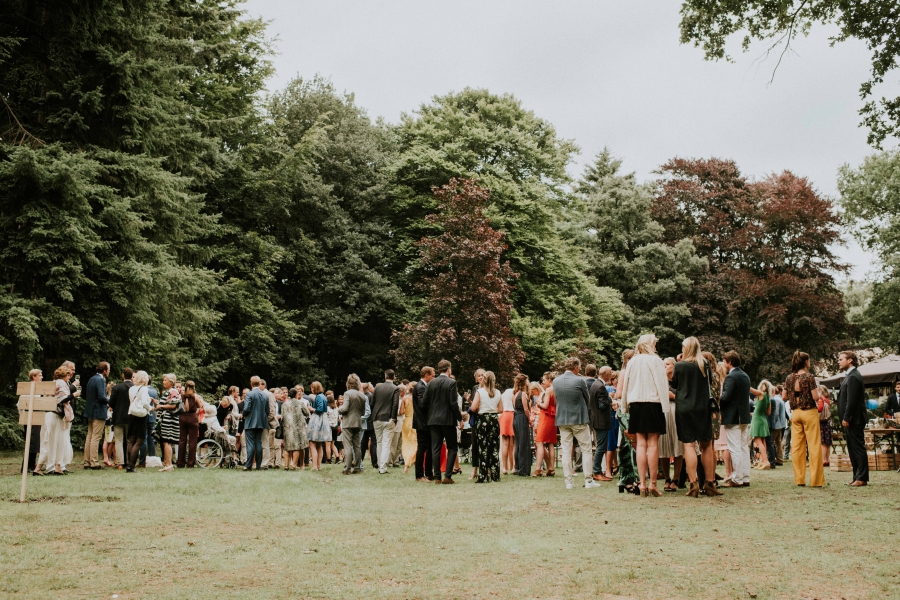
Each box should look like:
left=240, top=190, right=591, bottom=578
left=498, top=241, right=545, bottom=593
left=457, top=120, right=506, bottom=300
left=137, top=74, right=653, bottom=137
left=885, top=381, right=900, bottom=419
left=720, top=351, right=752, bottom=488
left=109, top=368, right=134, bottom=470
left=837, top=351, right=869, bottom=487
left=360, top=383, right=378, bottom=469
left=424, top=359, right=462, bottom=484
left=412, top=366, right=435, bottom=481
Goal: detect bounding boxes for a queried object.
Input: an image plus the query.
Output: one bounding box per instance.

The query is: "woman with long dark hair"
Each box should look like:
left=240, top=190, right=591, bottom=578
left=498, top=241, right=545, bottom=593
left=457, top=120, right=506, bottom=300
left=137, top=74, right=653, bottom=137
left=176, top=380, right=201, bottom=468
left=783, top=351, right=824, bottom=487
left=511, top=373, right=532, bottom=477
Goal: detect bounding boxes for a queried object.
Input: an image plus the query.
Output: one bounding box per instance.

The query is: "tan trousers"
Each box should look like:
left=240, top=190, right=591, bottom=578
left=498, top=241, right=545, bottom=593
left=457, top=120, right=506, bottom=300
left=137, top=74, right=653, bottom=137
left=559, top=424, right=593, bottom=487
left=114, top=424, right=128, bottom=466
left=791, top=408, right=824, bottom=487
left=772, top=428, right=784, bottom=462
left=83, top=419, right=105, bottom=467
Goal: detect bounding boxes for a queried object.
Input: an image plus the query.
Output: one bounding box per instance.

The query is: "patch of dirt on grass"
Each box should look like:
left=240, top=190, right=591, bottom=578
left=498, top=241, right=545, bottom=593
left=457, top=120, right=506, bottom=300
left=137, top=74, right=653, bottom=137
left=10, top=494, right=121, bottom=503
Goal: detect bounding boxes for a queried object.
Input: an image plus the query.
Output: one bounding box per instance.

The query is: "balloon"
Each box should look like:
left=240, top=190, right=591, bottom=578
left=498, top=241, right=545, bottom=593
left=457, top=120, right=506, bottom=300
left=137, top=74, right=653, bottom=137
left=866, top=399, right=879, bottom=410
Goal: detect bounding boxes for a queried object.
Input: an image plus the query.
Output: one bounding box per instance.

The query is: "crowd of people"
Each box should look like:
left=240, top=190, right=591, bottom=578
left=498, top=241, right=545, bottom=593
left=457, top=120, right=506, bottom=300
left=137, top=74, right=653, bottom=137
left=23, top=334, right=873, bottom=493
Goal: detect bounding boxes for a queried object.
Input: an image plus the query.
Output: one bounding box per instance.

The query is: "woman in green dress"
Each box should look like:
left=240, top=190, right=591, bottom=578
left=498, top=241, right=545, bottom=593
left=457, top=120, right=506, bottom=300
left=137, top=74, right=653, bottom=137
left=615, top=349, right=640, bottom=494
left=750, top=381, right=774, bottom=469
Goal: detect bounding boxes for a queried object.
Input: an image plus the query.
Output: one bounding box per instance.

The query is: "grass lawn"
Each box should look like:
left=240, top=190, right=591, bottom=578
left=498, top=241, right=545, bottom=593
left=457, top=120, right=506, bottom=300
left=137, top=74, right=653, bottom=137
left=0, top=451, right=898, bottom=600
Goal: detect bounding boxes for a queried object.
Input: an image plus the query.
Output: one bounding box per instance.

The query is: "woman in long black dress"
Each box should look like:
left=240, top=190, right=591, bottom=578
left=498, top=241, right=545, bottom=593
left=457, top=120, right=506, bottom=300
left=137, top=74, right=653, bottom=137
left=672, top=337, right=722, bottom=498
left=511, top=373, right=532, bottom=477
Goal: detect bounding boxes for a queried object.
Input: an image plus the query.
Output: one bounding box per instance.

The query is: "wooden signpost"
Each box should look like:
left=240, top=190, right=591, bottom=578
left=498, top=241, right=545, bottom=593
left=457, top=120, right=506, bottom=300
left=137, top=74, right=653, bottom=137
left=17, top=380, right=58, bottom=503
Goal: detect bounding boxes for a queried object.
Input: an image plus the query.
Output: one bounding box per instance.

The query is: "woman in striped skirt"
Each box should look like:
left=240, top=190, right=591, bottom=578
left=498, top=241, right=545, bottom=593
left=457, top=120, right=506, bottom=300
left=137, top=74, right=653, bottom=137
left=156, top=373, right=181, bottom=472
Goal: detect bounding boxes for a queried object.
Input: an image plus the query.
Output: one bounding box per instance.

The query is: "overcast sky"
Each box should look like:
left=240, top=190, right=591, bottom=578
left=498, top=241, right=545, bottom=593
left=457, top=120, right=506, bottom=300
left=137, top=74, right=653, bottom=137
left=242, top=0, right=885, bottom=280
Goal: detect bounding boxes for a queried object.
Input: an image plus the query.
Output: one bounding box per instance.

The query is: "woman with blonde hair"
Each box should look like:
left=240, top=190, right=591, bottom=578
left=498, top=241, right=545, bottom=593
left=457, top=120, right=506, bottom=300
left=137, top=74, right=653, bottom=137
left=40, top=366, right=76, bottom=475
left=619, top=334, right=670, bottom=497
left=125, top=371, right=155, bottom=472
left=673, top=338, right=722, bottom=497
left=155, top=373, right=181, bottom=471
left=471, top=370, right=503, bottom=482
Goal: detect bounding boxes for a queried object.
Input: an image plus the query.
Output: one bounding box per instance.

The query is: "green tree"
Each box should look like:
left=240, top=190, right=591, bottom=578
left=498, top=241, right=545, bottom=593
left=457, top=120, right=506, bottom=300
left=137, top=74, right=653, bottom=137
left=679, top=0, right=900, bottom=146
left=570, top=149, right=707, bottom=358
left=392, top=89, right=630, bottom=376
left=838, top=150, right=900, bottom=350
left=0, top=0, right=272, bottom=406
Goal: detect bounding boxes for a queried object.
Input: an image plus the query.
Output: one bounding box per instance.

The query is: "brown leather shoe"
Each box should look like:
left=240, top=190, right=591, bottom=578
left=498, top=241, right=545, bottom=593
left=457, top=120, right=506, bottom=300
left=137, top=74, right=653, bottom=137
left=441, top=478, right=455, bottom=484
left=593, top=474, right=612, bottom=481
left=703, top=481, right=723, bottom=496
left=741, top=482, right=750, bottom=487
left=726, top=481, right=743, bottom=488
left=686, top=481, right=700, bottom=498
left=849, top=480, right=868, bottom=487
left=434, top=479, right=443, bottom=484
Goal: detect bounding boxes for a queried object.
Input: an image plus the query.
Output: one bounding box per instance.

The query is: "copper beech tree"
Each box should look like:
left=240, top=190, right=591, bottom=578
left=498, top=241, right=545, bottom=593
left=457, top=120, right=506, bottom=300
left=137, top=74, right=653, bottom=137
left=392, top=179, right=524, bottom=388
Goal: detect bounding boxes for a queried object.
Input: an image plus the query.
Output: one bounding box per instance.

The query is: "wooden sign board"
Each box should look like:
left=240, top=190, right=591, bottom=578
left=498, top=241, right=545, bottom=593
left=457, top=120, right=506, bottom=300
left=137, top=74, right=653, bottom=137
left=17, top=397, right=59, bottom=412
left=16, top=381, right=57, bottom=396
left=18, top=412, right=46, bottom=426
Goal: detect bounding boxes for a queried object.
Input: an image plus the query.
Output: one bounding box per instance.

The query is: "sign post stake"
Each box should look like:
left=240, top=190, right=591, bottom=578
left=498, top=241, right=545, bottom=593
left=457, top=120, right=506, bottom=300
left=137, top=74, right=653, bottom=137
left=20, top=379, right=36, bottom=503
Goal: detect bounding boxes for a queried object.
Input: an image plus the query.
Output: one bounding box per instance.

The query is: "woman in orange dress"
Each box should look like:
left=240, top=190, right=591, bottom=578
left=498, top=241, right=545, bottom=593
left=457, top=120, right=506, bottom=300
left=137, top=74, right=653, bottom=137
left=533, top=371, right=557, bottom=476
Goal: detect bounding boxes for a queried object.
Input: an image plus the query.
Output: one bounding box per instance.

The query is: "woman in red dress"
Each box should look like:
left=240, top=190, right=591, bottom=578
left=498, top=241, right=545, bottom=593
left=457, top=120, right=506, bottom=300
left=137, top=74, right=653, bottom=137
left=533, top=371, right=557, bottom=476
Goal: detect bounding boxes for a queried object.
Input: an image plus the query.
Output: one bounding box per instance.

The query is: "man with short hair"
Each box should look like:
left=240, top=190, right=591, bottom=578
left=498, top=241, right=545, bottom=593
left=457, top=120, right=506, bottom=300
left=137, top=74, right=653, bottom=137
left=424, top=360, right=462, bottom=483
left=360, top=383, right=378, bottom=469
left=589, top=366, right=613, bottom=481
left=769, top=386, right=786, bottom=465
left=885, top=381, right=900, bottom=419
left=413, top=367, right=434, bottom=481
left=554, top=357, right=601, bottom=490
left=109, top=368, right=134, bottom=470
left=82, top=362, right=111, bottom=469
left=242, top=376, right=270, bottom=470
left=372, top=369, right=400, bottom=474
left=837, top=351, right=869, bottom=487
left=720, top=351, right=752, bottom=488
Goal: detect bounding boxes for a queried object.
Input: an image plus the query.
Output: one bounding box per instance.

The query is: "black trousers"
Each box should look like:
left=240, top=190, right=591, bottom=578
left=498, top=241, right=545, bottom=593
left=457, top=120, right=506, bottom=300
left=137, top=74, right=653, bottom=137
left=765, top=435, right=776, bottom=467
left=845, top=424, right=869, bottom=482
left=360, top=427, right=378, bottom=468
left=430, top=425, right=458, bottom=481
left=414, top=427, right=431, bottom=479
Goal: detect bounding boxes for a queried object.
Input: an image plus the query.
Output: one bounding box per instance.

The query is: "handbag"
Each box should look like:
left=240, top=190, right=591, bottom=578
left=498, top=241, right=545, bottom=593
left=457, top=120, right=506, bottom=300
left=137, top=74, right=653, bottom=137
left=819, top=398, right=831, bottom=421
left=275, top=420, right=284, bottom=439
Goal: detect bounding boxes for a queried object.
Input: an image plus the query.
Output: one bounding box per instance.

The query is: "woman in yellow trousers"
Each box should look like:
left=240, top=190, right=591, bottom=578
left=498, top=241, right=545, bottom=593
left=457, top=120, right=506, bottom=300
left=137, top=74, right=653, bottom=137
left=783, top=352, right=824, bottom=487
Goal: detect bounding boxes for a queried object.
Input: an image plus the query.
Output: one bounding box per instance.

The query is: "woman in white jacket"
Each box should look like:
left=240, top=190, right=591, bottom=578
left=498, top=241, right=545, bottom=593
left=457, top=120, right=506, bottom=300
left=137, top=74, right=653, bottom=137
left=125, top=371, right=156, bottom=472
left=619, top=334, right=671, bottom=497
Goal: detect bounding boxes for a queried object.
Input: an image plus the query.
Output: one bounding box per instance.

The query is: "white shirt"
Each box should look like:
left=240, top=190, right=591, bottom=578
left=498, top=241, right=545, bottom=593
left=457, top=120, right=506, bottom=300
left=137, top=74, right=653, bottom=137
left=477, top=388, right=502, bottom=414
left=501, top=388, right=514, bottom=412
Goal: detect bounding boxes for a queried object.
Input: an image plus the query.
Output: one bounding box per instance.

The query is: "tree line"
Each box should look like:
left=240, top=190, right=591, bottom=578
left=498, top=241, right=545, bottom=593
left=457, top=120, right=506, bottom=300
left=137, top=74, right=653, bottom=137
left=4, top=1, right=895, bottom=448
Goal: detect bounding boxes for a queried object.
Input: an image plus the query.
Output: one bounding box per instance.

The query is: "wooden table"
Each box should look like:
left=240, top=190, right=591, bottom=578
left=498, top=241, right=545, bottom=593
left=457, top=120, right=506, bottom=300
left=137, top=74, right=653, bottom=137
left=867, top=428, right=900, bottom=472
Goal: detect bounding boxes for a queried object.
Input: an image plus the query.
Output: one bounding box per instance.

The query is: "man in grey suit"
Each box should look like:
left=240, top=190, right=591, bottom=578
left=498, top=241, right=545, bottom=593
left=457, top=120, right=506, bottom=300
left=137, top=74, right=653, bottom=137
left=837, top=351, right=869, bottom=487
left=339, top=373, right=368, bottom=474
left=554, top=357, right=602, bottom=490
left=371, top=369, right=400, bottom=474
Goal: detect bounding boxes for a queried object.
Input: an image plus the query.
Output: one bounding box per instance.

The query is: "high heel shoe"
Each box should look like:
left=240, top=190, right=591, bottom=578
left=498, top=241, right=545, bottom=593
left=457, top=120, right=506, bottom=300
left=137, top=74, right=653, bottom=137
left=648, top=483, right=662, bottom=497
left=639, top=486, right=648, bottom=497
left=704, top=481, right=723, bottom=496
left=686, top=481, right=700, bottom=498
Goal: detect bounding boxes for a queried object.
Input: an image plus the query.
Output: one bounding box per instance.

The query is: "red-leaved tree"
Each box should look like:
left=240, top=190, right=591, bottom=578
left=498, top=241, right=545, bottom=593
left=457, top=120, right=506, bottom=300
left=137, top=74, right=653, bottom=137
left=392, top=179, right=524, bottom=388
left=652, top=158, right=852, bottom=380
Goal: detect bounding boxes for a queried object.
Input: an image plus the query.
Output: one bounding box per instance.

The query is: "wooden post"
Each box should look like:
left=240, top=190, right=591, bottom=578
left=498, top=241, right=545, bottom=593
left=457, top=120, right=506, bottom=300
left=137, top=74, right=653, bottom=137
left=20, top=379, right=36, bottom=503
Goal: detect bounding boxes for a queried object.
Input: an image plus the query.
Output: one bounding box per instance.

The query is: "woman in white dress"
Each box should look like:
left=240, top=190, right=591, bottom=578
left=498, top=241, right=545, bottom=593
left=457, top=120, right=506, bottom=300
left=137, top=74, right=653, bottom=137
left=42, top=366, right=76, bottom=475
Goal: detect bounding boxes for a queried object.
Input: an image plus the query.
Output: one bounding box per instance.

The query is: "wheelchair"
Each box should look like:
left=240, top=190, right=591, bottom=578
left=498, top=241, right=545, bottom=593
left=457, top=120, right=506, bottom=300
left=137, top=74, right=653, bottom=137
left=196, top=427, right=241, bottom=469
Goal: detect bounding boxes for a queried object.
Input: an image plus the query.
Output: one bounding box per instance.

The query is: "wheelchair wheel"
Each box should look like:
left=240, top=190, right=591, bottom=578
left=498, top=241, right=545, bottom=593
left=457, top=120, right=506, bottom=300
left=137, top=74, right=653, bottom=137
left=197, top=439, right=224, bottom=468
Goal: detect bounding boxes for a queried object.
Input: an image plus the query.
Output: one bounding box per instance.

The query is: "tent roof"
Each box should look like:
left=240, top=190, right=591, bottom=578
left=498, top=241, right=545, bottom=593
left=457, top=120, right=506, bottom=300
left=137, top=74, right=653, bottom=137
left=819, top=354, right=900, bottom=388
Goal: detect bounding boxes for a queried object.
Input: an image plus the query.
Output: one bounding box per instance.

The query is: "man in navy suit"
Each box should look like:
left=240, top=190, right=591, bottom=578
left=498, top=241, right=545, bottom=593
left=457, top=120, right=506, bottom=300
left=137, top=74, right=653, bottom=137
left=424, top=359, right=462, bottom=484
left=884, top=381, right=900, bottom=419
left=242, top=376, right=270, bottom=471
left=837, top=351, right=869, bottom=487
left=720, top=351, right=752, bottom=488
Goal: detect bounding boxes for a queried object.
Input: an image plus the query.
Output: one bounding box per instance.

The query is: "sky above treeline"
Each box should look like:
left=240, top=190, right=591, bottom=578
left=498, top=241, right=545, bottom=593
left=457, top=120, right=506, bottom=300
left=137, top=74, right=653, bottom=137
left=243, top=0, right=888, bottom=280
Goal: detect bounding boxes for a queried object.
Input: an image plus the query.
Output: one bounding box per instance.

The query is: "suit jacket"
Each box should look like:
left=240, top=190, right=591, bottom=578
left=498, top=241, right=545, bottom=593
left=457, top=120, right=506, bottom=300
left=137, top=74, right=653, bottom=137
left=110, top=380, right=134, bottom=425
left=82, top=373, right=109, bottom=421
left=837, top=368, right=867, bottom=427
left=372, top=381, right=400, bottom=422
left=720, top=367, right=751, bottom=425
left=553, top=370, right=590, bottom=427
left=242, top=388, right=270, bottom=430
left=338, top=389, right=367, bottom=428
left=884, top=392, right=900, bottom=418
left=264, top=390, right=277, bottom=428
left=588, top=379, right=612, bottom=430
left=424, top=373, right=460, bottom=427
left=412, top=380, right=429, bottom=430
